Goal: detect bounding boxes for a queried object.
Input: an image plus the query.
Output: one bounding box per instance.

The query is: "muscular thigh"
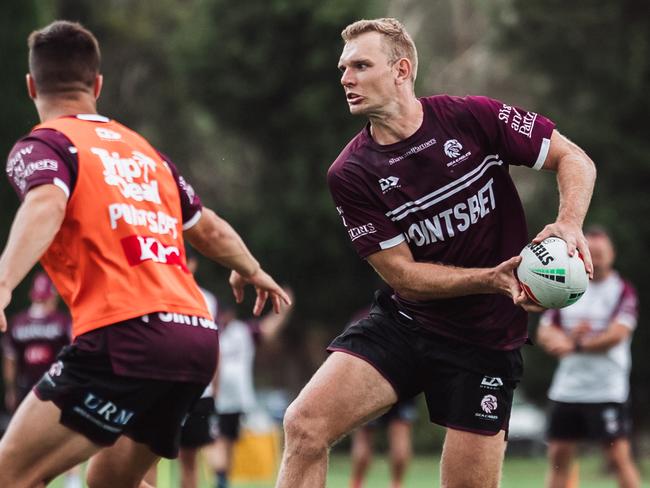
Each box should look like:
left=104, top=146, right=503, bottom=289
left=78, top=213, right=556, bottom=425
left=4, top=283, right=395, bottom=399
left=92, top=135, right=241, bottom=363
left=0, top=392, right=101, bottom=487
left=441, top=428, right=507, bottom=488
left=87, top=436, right=159, bottom=488
left=289, top=352, right=398, bottom=444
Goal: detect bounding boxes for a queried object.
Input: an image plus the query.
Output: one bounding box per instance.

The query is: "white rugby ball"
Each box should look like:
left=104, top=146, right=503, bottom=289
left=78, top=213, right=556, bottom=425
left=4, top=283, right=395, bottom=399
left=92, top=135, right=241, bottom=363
left=517, top=237, right=588, bottom=309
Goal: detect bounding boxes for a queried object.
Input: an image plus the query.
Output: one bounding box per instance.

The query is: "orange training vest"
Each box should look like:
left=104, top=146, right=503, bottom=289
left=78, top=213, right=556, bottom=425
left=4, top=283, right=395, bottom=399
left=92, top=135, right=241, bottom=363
left=34, top=115, right=210, bottom=338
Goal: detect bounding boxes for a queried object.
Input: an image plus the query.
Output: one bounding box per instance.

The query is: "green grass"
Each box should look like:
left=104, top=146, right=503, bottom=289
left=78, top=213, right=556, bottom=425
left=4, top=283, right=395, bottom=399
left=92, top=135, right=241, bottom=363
left=49, top=453, right=650, bottom=487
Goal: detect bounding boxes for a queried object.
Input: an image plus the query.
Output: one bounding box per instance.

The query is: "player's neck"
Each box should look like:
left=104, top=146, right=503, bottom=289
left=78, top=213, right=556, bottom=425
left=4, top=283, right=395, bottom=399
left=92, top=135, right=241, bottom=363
left=368, top=96, right=422, bottom=145
left=35, top=93, right=98, bottom=123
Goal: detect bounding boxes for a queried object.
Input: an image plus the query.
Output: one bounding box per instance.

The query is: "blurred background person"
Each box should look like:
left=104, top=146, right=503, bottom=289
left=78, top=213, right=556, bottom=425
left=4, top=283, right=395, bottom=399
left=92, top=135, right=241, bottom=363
left=344, top=304, right=416, bottom=488
left=536, top=226, right=641, bottom=488
left=177, top=248, right=220, bottom=488
left=2, top=271, right=80, bottom=488
left=209, top=289, right=293, bottom=488
left=350, top=397, right=416, bottom=488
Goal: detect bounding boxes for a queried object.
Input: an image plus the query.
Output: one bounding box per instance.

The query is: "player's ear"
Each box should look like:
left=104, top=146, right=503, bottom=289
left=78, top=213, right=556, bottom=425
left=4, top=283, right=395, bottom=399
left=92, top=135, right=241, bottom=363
left=93, top=74, right=103, bottom=99
left=394, top=58, right=413, bottom=86
left=26, top=74, right=37, bottom=99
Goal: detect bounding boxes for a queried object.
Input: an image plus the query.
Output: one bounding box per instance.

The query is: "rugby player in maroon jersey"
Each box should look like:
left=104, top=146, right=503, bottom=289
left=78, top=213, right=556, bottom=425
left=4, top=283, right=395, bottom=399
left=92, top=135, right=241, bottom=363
left=276, top=18, right=595, bottom=488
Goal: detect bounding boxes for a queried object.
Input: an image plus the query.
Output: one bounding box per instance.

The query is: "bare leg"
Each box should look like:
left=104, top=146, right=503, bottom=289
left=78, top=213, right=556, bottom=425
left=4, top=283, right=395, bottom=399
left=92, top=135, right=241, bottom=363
left=440, top=428, right=507, bottom=488
left=604, top=438, right=640, bottom=488
left=350, top=427, right=374, bottom=488
left=387, top=420, right=412, bottom=488
left=179, top=447, right=199, bottom=488
left=546, top=440, right=577, bottom=488
left=205, top=436, right=235, bottom=487
left=86, top=436, right=159, bottom=488
left=276, top=352, right=398, bottom=488
left=0, top=392, right=101, bottom=488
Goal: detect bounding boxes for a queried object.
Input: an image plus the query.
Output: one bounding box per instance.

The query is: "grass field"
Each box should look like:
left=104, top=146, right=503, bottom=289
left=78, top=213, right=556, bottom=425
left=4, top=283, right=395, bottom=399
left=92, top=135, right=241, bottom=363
left=50, top=453, right=650, bottom=487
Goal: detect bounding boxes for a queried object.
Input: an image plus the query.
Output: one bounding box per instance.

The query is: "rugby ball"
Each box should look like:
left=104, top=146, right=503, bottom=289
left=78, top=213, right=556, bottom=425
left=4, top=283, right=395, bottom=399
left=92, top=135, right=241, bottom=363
left=517, top=237, right=588, bottom=309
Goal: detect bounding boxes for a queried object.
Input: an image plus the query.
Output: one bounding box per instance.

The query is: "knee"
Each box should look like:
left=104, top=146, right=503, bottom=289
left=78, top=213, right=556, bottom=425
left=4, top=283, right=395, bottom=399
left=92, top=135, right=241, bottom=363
left=283, top=401, right=330, bottom=456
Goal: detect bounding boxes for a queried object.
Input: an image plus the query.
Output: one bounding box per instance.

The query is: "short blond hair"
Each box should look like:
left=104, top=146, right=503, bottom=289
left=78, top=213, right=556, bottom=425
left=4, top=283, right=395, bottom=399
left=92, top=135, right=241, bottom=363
left=341, top=18, right=418, bottom=83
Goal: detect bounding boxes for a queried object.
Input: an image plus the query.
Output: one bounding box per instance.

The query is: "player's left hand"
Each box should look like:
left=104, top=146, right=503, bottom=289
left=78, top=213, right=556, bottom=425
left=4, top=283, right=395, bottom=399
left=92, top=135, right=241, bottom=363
left=0, top=285, right=11, bottom=332
left=532, top=220, right=593, bottom=279
left=229, top=269, right=292, bottom=316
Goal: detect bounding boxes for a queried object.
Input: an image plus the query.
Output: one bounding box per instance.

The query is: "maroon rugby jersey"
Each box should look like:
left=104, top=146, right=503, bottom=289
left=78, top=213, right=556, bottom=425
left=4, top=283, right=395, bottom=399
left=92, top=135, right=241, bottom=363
left=5, top=116, right=217, bottom=383
left=328, top=96, right=556, bottom=350
left=3, top=308, right=71, bottom=392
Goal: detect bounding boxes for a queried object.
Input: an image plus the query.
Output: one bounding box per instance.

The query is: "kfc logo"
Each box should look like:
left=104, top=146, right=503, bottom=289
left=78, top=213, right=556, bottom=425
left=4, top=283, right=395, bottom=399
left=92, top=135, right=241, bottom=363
left=121, top=235, right=187, bottom=271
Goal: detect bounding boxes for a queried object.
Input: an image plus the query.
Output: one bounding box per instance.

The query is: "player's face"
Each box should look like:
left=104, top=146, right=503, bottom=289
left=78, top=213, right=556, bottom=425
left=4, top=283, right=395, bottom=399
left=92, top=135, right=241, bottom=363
left=587, top=234, right=615, bottom=275
left=338, top=32, right=398, bottom=116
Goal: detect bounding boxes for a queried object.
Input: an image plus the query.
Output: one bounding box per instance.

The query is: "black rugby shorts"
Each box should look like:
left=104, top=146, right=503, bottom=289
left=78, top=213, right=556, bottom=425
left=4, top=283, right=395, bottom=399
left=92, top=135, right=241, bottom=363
left=547, top=401, right=632, bottom=441
left=328, top=290, right=523, bottom=437
left=34, top=342, right=206, bottom=458
left=217, top=412, right=243, bottom=441
left=180, top=397, right=218, bottom=448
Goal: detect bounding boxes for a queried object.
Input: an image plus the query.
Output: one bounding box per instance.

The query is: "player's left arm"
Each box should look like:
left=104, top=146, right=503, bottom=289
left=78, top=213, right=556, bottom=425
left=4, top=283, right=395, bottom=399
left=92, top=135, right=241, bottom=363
left=533, top=130, right=597, bottom=277
left=0, top=185, right=67, bottom=332
left=575, top=321, right=633, bottom=353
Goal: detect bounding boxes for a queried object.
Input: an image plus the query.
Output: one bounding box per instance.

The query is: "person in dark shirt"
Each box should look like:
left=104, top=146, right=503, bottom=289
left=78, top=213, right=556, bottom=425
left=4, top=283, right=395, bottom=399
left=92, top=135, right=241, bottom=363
left=0, top=20, right=289, bottom=488
left=3, top=272, right=70, bottom=412
left=2, top=271, right=83, bottom=488
left=276, top=18, right=595, bottom=488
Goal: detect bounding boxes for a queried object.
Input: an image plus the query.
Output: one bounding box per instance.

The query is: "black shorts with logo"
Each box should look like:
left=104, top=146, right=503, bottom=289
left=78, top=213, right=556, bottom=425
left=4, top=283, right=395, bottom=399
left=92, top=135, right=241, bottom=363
left=547, top=401, right=632, bottom=441
left=34, top=342, right=206, bottom=459
left=328, top=291, right=523, bottom=437
left=180, top=397, right=218, bottom=448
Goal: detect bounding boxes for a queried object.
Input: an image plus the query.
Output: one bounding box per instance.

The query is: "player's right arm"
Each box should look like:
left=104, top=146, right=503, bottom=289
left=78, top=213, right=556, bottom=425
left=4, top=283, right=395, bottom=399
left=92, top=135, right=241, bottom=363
left=366, top=241, right=542, bottom=312
left=0, top=185, right=67, bottom=332
left=184, top=209, right=291, bottom=316
left=328, top=164, right=542, bottom=312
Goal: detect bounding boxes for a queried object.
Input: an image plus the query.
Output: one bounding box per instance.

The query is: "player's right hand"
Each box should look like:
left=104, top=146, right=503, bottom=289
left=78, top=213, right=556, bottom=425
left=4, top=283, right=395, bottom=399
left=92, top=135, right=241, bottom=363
left=0, top=285, right=11, bottom=332
left=229, top=269, right=292, bottom=316
left=490, top=256, right=545, bottom=313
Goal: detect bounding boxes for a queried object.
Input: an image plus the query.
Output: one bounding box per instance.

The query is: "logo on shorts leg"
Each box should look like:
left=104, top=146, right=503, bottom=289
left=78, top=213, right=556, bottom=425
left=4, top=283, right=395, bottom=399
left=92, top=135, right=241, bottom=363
left=481, top=376, right=503, bottom=389
left=480, top=394, right=498, bottom=414
left=474, top=394, right=500, bottom=421
left=48, top=360, right=64, bottom=378
left=72, top=393, right=135, bottom=433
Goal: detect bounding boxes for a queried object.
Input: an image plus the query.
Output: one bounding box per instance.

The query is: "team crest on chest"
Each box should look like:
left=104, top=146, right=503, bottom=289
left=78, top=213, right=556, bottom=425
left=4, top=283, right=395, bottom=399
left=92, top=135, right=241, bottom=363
left=444, top=139, right=472, bottom=167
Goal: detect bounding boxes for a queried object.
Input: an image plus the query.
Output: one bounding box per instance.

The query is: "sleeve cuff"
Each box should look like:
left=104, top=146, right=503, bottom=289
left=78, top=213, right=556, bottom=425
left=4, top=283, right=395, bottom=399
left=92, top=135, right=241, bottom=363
left=182, top=210, right=202, bottom=230
left=532, top=137, right=551, bottom=170
left=379, top=234, right=406, bottom=250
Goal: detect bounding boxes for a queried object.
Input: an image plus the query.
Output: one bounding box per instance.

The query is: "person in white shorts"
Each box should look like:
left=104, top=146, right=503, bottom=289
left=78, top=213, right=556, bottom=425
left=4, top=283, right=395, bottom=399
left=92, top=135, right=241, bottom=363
left=537, top=226, right=641, bottom=488
left=211, top=290, right=293, bottom=488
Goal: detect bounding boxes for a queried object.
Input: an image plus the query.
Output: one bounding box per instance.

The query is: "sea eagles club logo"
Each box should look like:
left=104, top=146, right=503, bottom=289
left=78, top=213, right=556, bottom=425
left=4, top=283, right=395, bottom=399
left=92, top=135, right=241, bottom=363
left=480, top=395, right=498, bottom=414
left=444, top=139, right=463, bottom=158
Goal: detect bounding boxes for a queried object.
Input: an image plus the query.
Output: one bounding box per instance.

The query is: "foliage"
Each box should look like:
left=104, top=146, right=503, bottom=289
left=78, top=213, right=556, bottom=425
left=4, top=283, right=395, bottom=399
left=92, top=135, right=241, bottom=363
left=174, top=0, right=388, bottom=341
